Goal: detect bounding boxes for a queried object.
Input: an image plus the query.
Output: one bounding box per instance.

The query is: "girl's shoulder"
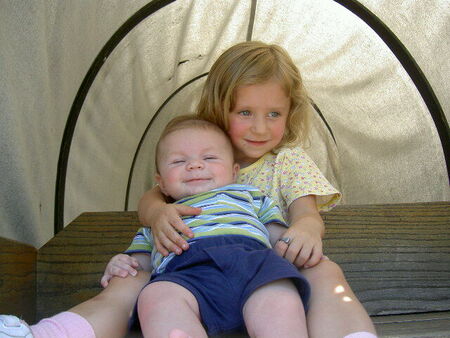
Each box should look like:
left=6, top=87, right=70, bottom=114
left=273, top=145, right=311, bottom=163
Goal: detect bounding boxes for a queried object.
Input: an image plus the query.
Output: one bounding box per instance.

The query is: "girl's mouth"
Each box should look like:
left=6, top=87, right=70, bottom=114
left=246, top=140, right=268, bottom=146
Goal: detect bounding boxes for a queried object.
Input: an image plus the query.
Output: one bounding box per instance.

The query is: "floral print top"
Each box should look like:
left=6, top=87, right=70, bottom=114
left=237, top=146, right=341, bottom=220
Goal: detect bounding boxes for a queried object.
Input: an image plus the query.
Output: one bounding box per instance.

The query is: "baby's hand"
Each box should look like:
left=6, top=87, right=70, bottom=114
left=149, top=203, right=201, bottom=257
left=100, top=254, right=139, bottom=288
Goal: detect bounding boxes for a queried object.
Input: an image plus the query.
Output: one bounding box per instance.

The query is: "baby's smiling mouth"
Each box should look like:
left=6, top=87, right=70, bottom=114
left=184, top=178, right=210, bottom=184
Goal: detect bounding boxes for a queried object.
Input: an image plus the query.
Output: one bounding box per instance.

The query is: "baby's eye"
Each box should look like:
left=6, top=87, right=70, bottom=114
left=268, top=111, right=280, bottom=118
left=204, top=156, right=218, bottom=161
left=171, top=159, right=185, bottom=164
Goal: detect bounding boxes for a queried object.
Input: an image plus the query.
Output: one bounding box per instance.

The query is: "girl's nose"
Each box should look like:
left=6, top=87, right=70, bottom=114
left=251, top=115, right=268, bottom=134
left=187, top=159, right=204, bottom=170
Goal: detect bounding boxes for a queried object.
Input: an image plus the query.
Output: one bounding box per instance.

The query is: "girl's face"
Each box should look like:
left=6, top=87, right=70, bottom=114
left=228, top=79, right=290, bottom=168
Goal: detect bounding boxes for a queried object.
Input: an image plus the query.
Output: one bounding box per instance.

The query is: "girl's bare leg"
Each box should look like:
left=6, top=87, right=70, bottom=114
left=69, top=271, right=150, bottom=338
left=138, top=281, right=207, bottom=338
left=302, top=260, right=377, bottom=337
left=243, top=279, right=307, bottom=338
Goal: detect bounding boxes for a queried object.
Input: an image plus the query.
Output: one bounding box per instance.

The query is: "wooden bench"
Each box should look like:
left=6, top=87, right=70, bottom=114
left=1, top=202, right=449, bottom=337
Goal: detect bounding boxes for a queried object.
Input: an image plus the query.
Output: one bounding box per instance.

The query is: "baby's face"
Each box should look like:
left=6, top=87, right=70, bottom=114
left=156, top=128, right=239, bottom=200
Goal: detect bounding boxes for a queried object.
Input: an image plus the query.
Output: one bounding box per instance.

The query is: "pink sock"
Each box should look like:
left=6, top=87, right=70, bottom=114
left=30, top=312, right=95, bottom=338
left=344, top=333, right=377, bottom=338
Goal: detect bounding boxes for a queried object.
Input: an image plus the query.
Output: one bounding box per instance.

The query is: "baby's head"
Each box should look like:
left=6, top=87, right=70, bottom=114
left=198, top=41, right=311, bottom=148
left=155, top=115, right=239, bottom=200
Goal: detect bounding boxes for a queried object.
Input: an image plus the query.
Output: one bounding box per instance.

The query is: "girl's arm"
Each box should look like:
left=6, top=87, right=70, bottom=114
left=273, top=194, right=325, bottom=268
left=138, top=186, right=201, bottom=256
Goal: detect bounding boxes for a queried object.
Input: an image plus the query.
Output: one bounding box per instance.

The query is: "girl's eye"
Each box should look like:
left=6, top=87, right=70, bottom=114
left=238, top=110, right=251, bottom=117
left=171, top=159, right=185, bottom=164
left=204, top=156, right=217, bottom=161
left=268, top=111, right=280, bottom=118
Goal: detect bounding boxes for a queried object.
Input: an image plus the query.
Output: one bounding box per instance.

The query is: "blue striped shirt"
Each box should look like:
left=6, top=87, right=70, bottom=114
left=125, top=184, right=286, bottom=273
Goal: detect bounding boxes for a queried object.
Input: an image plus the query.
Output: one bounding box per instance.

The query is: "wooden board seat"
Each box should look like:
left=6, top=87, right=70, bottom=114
left=1, top=202, right=449, bottom=337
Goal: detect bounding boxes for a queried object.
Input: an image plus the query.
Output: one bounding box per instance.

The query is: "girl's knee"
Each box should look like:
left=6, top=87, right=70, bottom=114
left=302, top=259, right=345, bottom=284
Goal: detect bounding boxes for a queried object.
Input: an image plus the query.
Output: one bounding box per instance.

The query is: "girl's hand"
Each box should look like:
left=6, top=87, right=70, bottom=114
left=100, top=254, right=140, bottom=288
left=274, top=195, right=325, bottom=268
left=274, top=221, right=323, bottom=268
left=147, top=203, right=201, bottom=257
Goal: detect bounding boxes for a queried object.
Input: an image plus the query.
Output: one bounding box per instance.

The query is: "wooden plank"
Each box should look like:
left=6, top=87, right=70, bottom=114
left=0, top=237, right=37, bottom=322
left=36, top=202, right=450, bottom=334
left=126, top=312, right=450, bottom=338
left=36, top=211, right=140, bottom=319
left=321, top=202, right=450, bottom=316
left=372, top=311, right=450, bottom=337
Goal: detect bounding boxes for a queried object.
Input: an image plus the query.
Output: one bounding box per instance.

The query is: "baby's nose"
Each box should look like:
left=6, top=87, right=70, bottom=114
left=187, top=159, right=204, bottom=170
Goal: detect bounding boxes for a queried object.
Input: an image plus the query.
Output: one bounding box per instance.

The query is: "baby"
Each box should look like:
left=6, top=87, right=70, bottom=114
left=125, top=115, right=310, bottom=337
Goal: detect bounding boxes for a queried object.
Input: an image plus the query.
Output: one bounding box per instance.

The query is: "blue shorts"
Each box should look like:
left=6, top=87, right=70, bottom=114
left=145, top=235, right=310, bottom=335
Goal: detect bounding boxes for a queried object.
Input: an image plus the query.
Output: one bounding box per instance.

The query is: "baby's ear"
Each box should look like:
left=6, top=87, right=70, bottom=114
left=155, top=173, right=167, bottom=195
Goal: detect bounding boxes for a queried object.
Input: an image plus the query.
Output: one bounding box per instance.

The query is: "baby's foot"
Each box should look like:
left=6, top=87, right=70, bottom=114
left=169, top=328, right=192, bottom=338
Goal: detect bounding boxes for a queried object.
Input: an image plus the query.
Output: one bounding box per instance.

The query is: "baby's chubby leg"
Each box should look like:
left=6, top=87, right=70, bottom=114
left=138, top=281, right=207, bottom=338
left=243, top=279, right=308, bottom=338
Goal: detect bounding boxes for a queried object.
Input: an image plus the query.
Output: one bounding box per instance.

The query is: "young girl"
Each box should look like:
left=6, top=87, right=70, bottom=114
left=0, top=41, right=376, bottom=338
left=137, top=41, right=377, bottom=338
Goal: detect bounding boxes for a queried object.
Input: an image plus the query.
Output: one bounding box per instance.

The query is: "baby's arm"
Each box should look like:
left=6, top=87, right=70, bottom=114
left=100, top=253, right=151, bottom=288
left=266, top=222, right=288, bottom=247
left=131, top=253, right=152, bottom=271
left=138, top=186, right=201, bottom=256
left=273, top=195, right=324, bottom=269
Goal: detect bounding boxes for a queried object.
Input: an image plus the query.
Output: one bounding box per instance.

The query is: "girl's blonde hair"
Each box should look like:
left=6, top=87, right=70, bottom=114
left=197, top=41, right=311, bottom=149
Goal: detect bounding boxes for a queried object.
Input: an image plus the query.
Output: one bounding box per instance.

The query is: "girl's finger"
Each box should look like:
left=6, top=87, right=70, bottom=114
left=303, top=245, right=323, bottom=268
left=166, top=222, right=190, bottom=251
left=285, top=240, right=304, bottom=264
left=303, top=255, right=320, bottom=269
left=175, top=204, right=202, bottom=216
left=274, top=239, right=288, bottom=257
left=170, top=218, right=194, bottom=240
left=174, top=205, right=200, bottom=238
left=154, top=236, right=170, bottom=257
left=293, top=243, right=313, bottom=268
left=158, top=231, right=183, bottom=255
